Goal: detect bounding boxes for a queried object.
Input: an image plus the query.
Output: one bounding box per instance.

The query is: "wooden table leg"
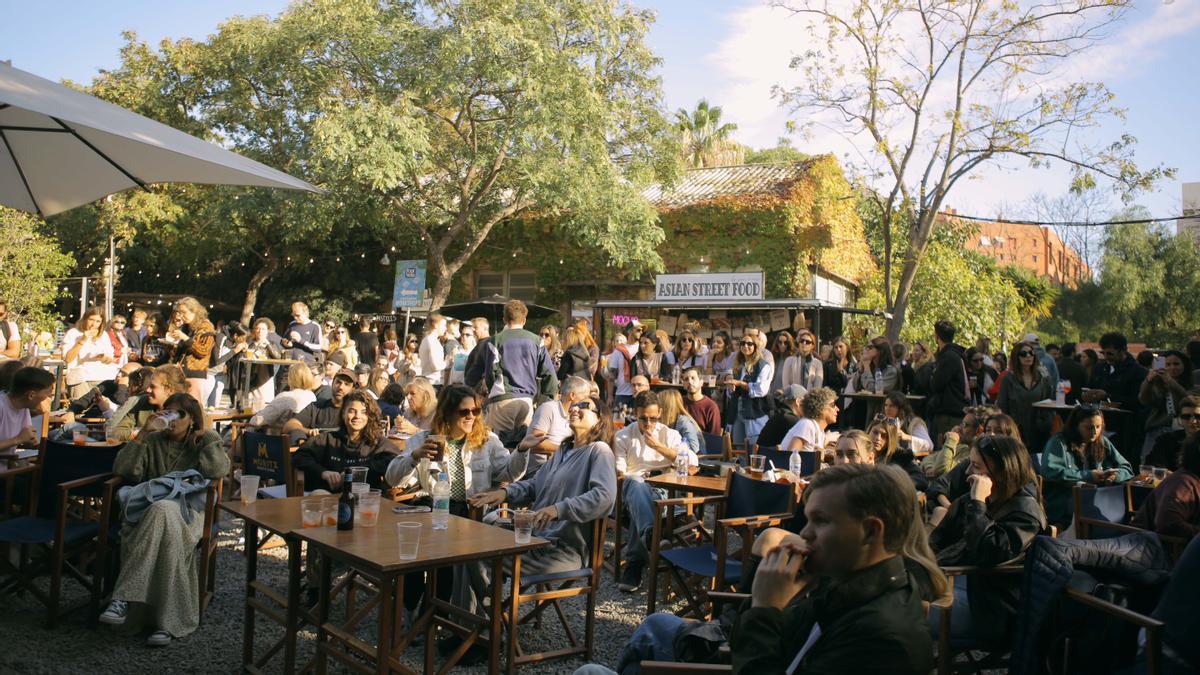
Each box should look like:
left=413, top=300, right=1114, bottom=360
left=315, top=551, right=331, bottom=675
left=503, top=555, right=518, bottom=675
left=242, top=522, right=258, bottom=672
left=423, top=571, right=436, bottom=675
left=284, top=536, right=301, bottom=674
left=375, top=574, right=396, bottom=675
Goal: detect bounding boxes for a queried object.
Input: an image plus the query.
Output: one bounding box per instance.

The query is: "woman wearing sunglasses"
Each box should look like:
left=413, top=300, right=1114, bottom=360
left=324, top=324, right=360, bottom=369
left=672, top=329, right=704, bottom=371
left=386, top=384, right=528, bottom=513
left=727, top=333, right=775, bottom=446
left=782, top=328, right=824, bottom=392
left=996, top=342, right=1054, bottom=457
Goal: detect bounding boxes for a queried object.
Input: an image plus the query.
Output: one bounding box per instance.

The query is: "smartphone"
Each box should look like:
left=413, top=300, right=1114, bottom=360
left=393, top=504, right=431, bottom=514
left=1153, top=355, right=1166, bottom=371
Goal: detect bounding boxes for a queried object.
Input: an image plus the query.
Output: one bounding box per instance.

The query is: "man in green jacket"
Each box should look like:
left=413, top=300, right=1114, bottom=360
left=732, top=464, right=936, bottom=674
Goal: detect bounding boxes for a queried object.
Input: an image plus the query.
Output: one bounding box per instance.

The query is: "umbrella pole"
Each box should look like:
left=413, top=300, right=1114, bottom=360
left=104, top=235, right=115, bottom=322
left=402, top=308, right=411, bottom=344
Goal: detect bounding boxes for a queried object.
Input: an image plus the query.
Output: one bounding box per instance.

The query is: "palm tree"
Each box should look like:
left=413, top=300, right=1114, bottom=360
left=675, top=100, right=742, bottom=168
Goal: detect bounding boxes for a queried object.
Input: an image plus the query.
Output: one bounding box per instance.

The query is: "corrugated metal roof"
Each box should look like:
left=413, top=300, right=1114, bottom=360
left=641, top=161, right=813, bottom=209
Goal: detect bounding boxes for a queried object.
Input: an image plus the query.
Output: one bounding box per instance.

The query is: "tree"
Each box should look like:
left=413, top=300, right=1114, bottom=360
left=773, top=0, right=1172, bottom=342
left=0, top=208, right=75, bottom=333
left=1021, top=187, right=1111, bottom=280
left=744, top=137, right=808, bottom=165
left=311, top=0, right=678, bottom=308
left=675, top=99, right=743, bottom=168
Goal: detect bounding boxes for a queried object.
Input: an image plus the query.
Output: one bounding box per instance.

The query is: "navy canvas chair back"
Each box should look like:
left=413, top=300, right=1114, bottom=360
left=1153, top=536, right=1200, bottom=670
left=34, top=440, right=120, bottom=518
left=1129, top=483, right=1153, bottom=512
left=1075, top=484, right=1130, bottom=539
left=242, top=431, right=289, bottom=487
left=701, top=432, right=723, bottom=456
left=726, top=472, right=795, bottom=520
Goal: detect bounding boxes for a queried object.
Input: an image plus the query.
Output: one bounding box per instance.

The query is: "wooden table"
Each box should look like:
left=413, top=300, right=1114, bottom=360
left=645, top=472, right=729, bottom=496
left=1032, top=401, right=1131, bottom=414
left=220, top=496, right=313, bottom=674
left=298, top=511, right=548, bottom=675
left=208, top=408, right=255, bottom=425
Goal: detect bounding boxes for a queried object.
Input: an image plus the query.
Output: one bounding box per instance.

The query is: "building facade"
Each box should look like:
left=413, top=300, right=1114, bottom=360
left=1182, top=182, right=1200, bottom=244
left=956, top=212, right=1089, bottom=287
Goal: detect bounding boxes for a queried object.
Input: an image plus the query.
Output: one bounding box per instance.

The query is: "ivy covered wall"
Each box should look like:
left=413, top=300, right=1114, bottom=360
left=457, top=154, right=876, bottom=310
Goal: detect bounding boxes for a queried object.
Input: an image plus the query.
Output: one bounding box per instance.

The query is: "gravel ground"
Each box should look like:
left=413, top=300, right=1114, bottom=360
left=0, top=514, right=681, bottom=675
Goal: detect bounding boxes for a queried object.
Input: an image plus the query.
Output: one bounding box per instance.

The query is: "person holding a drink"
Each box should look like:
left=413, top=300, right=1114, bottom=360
left=111, top=364, right=190, bottom=442
left=100, top=393, right=229, bottom=647
left=293, top=391, right=397, bottom=493
left=465, top=395, right=617, bottom=617
left=612, top=390, right=698, bottom=593
left=1039, top=405, right=1135, bottom=527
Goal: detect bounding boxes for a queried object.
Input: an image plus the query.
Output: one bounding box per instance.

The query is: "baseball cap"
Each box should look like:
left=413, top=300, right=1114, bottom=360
left=1022, top=333, right=1040, bottom=345
left=781, top=384, right=807, bottom=401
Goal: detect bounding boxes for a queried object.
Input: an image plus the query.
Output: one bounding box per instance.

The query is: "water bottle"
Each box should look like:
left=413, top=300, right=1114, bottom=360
left=675, top=452, right=689, bottom=477
left=873, top=368, right=883, bottom=394
left=789, top=448, right=803, bottom=477
left=671, top=363, right=681, bottom=385
left=431, top=471, right=450, bottom=530
left=1055, top=380, right=1066, bottom=405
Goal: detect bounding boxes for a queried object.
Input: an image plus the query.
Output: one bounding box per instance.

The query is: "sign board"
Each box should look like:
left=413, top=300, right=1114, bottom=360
left=392, top=260, right=427, bottom=309
left=654, top=272, right=764, bottom=302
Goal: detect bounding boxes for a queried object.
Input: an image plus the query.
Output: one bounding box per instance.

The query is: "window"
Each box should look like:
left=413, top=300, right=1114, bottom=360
left=1032, top=255, right=1038, bottom=263
left=476, top=269, right=537, bottom=302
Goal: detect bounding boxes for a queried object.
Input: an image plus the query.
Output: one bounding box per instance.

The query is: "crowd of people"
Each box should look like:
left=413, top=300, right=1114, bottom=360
left=1, top=295, right=1196, bottom=672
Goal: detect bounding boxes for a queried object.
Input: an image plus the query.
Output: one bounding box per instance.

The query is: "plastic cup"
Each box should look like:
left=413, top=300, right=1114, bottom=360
left=749, top=454, right=766, bottom=478
left=240, top=474, right=261, bottom=505
left=351, top=482, right=370, bottom=498
left=1139, top=464, right=1153, bottom=481
left=322, top=498, right=337, bottom=527
left=513, top=510, right=534, bottom=545
left=358, top=490, right=381, bottom=528
left=350, top=466, right=369, bottom=485
left=397, top=522, right=422, bottom=560
left=301, top=499, right=322, bottom=528
left=1153, top=467, right=1168, bottom=484
left=72, top=429, right=88, bottom=446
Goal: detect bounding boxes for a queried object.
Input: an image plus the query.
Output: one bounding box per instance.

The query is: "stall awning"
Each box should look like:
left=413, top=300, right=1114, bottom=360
left=592, top=298, right=890, bottom=318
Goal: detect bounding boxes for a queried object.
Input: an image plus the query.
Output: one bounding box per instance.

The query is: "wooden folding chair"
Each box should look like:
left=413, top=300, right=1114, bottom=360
left=604, top=475, right=624, bottom=580
left=501, top=518, right=606, bottom=673
left=647, top=473, right=796, bottom=618
left=699, top=431, right=731, bottom=461
left=240, top=431, right=304, bottom=498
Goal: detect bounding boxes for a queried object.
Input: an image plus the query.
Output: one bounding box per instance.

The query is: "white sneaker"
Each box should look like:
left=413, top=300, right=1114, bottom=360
left=145, top=630, right=172, bottom=647
left=99, top=599, right=127, bottom=625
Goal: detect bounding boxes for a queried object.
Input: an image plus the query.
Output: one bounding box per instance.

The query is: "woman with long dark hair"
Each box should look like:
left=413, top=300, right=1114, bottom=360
left=672, top=329, right=704, bottom=372
left=855, top=336, right=899, bottom=394
left=63, top=306, right=116, bottom=399
left=996, top=342, right=1054, bottom=455
left=100, top=393, right=229, bottom=646
left=294, top=390, right=397, bottom=492
left=929, top=434, right=1045, bottom=643
left=1138, top=349, right=1195, bottom=461
left=1040, top=405, right=1134, bottom=526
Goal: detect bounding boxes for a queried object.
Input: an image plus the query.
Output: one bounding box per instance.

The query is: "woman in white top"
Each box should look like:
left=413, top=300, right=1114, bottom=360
left=63, top=307, right=117, bottom=399
left=248, top=361, right=318, bottom=433
left=782, top=387, right=839, bottom=452
left=705, top=331, right=736, bottom=377
left=671, top=329, right=705, bottom=372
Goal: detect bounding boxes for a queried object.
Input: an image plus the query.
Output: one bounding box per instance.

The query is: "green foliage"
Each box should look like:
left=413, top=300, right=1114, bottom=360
left=307, top=0, right=679, bottom=307
left=744, top=138, right=808, bottom=165
left=1040, top=217, right=1200, bottom=346
left=0, top=208, right=75, bottom=332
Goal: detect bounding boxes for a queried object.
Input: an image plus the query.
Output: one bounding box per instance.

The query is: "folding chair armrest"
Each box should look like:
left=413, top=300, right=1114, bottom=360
left=1077, top=518, right=1144, bottom=535
left=1063, top=587, right=1163, bottom=629
left=57, top=471, right=116, bottom=493
left=641, top=663, right=732, bottom=674
left=707, top=591, right=750, bottom=610
left=940, top=564, right=1023, bottom=577
left=653, top=495, right=725, bottom=510
left=0, top=464, right=38, bottom=479
left=716, top=512, right=794, bottom=529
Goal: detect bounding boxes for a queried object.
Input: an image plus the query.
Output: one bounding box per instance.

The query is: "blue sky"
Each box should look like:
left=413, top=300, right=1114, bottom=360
left=3, top=0, right=1196, bottom=220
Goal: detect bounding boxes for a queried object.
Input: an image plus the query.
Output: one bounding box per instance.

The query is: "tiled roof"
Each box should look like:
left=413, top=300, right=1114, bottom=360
left=641, top=160, right=814, bottom=209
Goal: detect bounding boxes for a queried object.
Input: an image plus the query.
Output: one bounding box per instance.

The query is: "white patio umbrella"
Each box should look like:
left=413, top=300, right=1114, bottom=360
left=0, top=61, right=320, bottom=217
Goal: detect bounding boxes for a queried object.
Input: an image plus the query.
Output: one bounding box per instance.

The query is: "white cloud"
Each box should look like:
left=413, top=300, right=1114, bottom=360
left=702, top=0, right=1189, bottom=217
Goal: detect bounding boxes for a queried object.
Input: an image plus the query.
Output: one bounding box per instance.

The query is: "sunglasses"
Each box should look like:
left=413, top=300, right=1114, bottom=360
left=681, top=338, right=694, bottom=343
left=637, top=415, right=661, bottom=423
left=570, top=401, right=594, bottom=412
left=541, top=332, right=552, bottom=337
left=1179, top=413, right=1200, bottom=421
left=798, top=339, right=814, bottom=345
left=1018, top=351, right=1034, bottom=357
left=456, top=407, right=482, bottom=418
left=740, top=341, right=756, bottom=347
